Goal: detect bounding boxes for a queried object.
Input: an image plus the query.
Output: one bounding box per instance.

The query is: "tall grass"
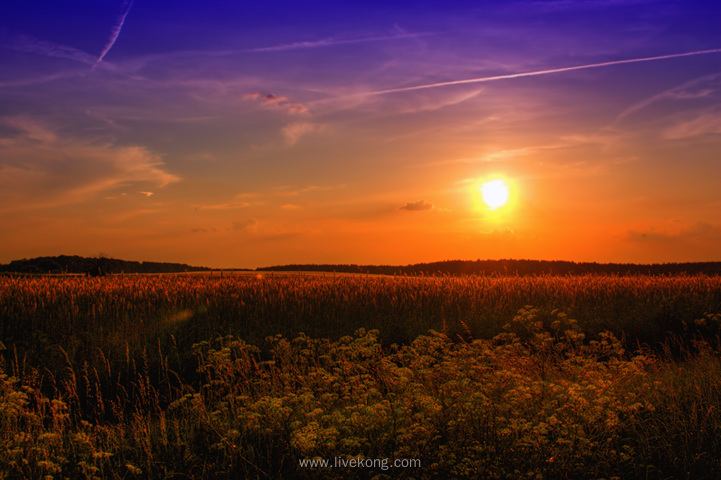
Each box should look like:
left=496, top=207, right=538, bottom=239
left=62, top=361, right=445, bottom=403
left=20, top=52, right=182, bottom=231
left=2, top=274, right=719, bottom=350
left=0, top=274, right=720, bottom=478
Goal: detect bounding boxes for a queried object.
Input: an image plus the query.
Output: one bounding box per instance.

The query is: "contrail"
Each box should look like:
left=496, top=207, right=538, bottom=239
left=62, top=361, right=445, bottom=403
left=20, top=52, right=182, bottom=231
left=93, top=0, right=135, bottom=70
left=369, top=48, right=721, bottom=95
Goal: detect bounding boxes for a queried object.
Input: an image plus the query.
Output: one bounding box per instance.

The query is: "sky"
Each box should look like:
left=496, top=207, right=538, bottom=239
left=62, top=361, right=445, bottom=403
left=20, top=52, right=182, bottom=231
left=0, top=0, right=719, bottom=268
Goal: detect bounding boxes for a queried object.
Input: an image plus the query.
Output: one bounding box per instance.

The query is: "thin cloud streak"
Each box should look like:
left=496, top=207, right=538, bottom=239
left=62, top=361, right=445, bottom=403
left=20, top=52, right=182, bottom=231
left=93, top=0, right=135, bottom=70
left=0, top=72, right=80, bottom=89
left=246, top=32, right=431, bottom=53
left=9, top=35, right=96, bottom=65
left=93, top=30, right=429, bottom=73
left=615, top=73, right=721, bottom=122
left=367, top=48, right=721, bottom=95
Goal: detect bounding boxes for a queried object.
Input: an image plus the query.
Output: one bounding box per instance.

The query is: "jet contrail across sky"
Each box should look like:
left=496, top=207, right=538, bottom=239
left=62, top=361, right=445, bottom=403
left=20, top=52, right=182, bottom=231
left=369, top=48, right=721, bottom=95
left=93, top=0, right=135, bottom=70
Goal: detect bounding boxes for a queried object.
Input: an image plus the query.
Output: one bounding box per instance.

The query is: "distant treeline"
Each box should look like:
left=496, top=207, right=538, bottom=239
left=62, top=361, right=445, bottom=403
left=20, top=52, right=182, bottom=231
left=4, top=256, right=720, bottom=277
left=257, top=259, right=721, bottom=276
left=0, top=255, right=211, bottom=276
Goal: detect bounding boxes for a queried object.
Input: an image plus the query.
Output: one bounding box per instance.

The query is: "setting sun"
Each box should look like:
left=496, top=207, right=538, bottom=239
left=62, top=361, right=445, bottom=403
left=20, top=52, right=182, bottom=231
left=481, top=180, right=509, bottom=209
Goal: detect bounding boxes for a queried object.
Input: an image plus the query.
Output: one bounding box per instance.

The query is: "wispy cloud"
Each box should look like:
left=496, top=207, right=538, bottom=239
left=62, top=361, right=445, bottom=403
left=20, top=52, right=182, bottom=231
left=191, top=227, right=215, bottom=233
left=193, top=202, right=250, bottom=211
left=243, top=93, right=308, bottom=114
left=0, top=116, right=178, bottom=211
left=8, top=35, right=96, bottom=65
left=400, top=200, right=434, bottom=211
left=365, top=48, right=721, bottom=95
left=626, top=222, right=721, bottom=243
left=663, top=109, right=721, bottom=139
left=246, top=31, right=430, bottom=53
left=616, top=73, right=721, bottom=121
left=2, top=116, right=59, bottom=143
left=93, top=0, right=135, bottom=70
left=282, top=122, right=325, bottom=145
left=233, top=218, right=259, bottom=233
left=527, top=0, right=662, bottom=11
left=272, top=184, right=346, bottom=198
left=0, top=36, right=95, bottom=88
left=0, top=72, right=79, bottom=89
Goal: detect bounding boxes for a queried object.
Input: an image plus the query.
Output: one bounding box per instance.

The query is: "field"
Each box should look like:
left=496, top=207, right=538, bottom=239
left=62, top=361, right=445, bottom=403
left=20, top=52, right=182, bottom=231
left=1, top=274, right=721, bottom=479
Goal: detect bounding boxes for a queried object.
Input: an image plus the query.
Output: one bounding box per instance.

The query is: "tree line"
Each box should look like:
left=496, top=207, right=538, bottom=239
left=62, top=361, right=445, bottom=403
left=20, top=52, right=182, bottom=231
left=0, top=255, right=210, bottom=276
left=3, top=256, right=720, bottom=276
left=258, top=259, right=721, bottom=276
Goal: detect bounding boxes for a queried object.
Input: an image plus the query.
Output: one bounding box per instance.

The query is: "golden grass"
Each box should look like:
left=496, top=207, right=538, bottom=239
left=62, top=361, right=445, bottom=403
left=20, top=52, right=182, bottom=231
left=0, top=275, right=720, bottom=478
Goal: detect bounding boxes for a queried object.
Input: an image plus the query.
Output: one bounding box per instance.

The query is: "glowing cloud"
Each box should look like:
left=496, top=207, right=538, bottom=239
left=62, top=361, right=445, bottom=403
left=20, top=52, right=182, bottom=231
left=0, top=117, right=178, bottom=211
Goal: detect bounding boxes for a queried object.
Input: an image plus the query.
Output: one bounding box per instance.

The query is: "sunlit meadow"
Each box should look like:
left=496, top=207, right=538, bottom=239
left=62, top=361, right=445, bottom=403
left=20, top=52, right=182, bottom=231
left=1, top=273, right=720, bottom=479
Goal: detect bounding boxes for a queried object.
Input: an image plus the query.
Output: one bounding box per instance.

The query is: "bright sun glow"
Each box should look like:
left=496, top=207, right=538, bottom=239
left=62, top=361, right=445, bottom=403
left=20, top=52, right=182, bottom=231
left=481, top=180, right=509, bottom=208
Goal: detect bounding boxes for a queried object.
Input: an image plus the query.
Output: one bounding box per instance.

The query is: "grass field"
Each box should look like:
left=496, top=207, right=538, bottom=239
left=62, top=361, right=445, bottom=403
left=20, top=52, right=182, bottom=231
left=1, top=274, right=720, bottom=479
